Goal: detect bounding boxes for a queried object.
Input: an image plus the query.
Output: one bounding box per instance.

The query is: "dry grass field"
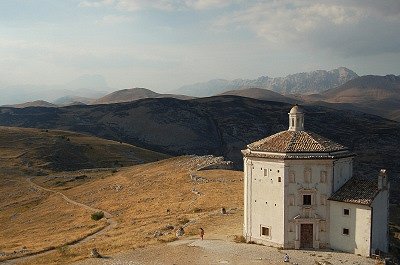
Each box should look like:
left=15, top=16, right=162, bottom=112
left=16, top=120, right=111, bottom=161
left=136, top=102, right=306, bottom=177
left=0, top=175, right=107, bottom=259
left=1, top=145, right=243, bottom=264
left=17, top=157, right=243, bottom=265
left=0, top=126, right=396, bottom=264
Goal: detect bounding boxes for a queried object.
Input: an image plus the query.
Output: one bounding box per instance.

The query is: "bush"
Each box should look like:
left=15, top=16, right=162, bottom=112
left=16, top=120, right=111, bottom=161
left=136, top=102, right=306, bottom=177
left=233, top=235, right=246, bottom=243
left=57, top=245, right=70, bottom=256
left=91, top=211, right=104, bottom=221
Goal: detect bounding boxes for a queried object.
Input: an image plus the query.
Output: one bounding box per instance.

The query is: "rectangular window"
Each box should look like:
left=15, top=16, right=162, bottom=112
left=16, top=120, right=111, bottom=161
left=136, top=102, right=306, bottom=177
left=261, top=226, right=270, bottom=236
left=264, top=169, right=268, bottom=177
left=342, top=228, right=349, bottom=236
left=303, top=195, right=312, bottom=205
left=343, top=208, right=350, bottom=216
left=278, top=177, right=281, bottom=182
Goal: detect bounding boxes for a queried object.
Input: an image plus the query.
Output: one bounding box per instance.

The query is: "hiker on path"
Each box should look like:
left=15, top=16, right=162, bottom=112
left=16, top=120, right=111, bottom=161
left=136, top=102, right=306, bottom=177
left=200, top=228, right=204, bottom=240
left=284, top=253, right=290, bottom=262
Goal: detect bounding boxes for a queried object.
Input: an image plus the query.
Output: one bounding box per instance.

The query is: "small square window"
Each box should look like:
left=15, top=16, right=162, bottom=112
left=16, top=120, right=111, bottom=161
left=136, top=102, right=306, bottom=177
left=343, top=209, right=350, bottom=216
left=278, top=177, right=281, bottom=182
left=343, top=228, right=349, bottom=235
left=303, top=195, right=312, bottom=205
left=261, top=226, right=270, bottom=236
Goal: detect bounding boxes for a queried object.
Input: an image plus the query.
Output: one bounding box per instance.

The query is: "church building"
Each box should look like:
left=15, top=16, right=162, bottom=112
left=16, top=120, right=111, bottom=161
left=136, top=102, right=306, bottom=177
left=242, top=105, right=389, bottom=256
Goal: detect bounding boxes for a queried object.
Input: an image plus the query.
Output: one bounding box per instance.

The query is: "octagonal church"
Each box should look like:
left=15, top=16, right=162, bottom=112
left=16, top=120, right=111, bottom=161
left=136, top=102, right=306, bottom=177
left=242, top=105, right=389, bottom=257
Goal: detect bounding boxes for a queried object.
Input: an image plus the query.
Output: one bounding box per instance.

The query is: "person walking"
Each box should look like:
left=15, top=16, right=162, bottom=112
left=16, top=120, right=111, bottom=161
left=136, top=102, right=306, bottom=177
left=284, top=253, right=290, bottom=262
left=199, top=228, right=204, bottom=240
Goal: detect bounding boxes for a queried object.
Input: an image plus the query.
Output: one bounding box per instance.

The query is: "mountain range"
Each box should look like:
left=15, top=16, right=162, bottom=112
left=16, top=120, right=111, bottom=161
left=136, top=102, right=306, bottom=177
left=175, top=67, right=358, bottom=96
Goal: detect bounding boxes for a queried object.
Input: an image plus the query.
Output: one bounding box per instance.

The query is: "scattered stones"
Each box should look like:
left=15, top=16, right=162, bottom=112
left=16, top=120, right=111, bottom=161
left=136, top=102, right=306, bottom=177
left=164, top=225, right=175, bottom=231
left=90, top=248, right=102, bottom=258
left=153, top=231, right=163, bottom=238
left=191, top=188, right=201, bottom=196
left=176, top=227, right=184, bottom=237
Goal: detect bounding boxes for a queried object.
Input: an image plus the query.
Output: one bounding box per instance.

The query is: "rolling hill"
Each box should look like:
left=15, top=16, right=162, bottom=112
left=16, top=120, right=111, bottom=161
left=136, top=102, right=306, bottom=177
left=301, top=75, right=400, bottom=121
left=218, top=87, right=298, bottom=104
left=93, top=87, right=193, bottom=105
left=2, top=100, right=57, bottom=108
left=53, top=96, right=94, bottom=106
left=322, top=74, right=400, bottom=103
left=0, top=126, right=168, bottom=172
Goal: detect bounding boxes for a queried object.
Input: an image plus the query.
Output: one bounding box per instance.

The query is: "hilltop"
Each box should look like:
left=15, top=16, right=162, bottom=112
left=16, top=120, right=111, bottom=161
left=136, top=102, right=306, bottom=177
left=93, top=87, right=192, bottom=104
left=218, top=87, right=298, bottom=104
left=301, top=75, right=400, bottom=121
left=0, top=126, right=168, bottom=172
left=2, top=100, right=57, bottom=108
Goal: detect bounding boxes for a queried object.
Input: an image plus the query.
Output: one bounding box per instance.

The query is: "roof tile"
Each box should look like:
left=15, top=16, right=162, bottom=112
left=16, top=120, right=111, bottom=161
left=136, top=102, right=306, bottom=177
left=328, top=178, right=379, bottom=205
left=247, top=130, right=348, bottom=153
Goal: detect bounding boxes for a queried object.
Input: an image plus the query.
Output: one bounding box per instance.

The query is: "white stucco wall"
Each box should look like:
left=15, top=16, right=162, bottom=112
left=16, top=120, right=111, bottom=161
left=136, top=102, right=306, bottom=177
left=371, top=188, right=389, bottom=253
left=333, top=158, right=353, bottom=193
left=244, top=157, right=285, bottom=246
left=284, top=159, right=334, bottom=248
left=329, top=201, right=371, bottom=256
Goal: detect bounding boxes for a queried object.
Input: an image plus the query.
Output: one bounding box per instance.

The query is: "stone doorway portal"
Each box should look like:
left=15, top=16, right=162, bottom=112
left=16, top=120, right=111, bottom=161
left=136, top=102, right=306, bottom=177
left=300, top=224, right=313, bottom=248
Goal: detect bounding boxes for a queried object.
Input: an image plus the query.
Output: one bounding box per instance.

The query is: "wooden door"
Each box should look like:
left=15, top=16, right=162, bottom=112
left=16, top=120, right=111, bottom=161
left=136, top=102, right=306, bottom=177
left=300, top=224, right=313, bottom=248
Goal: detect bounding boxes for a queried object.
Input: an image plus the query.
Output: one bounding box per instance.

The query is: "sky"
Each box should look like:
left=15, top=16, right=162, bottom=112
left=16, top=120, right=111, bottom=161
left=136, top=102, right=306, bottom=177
left=0, top=0, right=399, bottom=93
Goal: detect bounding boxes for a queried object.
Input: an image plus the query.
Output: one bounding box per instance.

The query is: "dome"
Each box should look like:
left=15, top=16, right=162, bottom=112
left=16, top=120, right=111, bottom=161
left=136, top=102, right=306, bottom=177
left=289, top=104, right=303, bottom=114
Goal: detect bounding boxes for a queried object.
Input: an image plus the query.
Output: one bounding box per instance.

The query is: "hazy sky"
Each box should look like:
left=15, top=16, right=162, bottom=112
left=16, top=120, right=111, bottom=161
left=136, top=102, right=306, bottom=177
left=1, top=0, right=399, bottom=92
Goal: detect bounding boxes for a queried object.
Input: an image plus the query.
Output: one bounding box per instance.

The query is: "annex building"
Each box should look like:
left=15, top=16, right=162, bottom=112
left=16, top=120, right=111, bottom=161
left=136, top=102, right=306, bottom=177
left=242, top=105, right=389, bottom=256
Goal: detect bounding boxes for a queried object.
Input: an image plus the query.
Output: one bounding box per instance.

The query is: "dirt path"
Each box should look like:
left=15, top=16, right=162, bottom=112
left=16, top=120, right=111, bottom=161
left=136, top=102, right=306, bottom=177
left=2, top=178, right=117, bottom=264
left=72, top=237, right=377, bottom=265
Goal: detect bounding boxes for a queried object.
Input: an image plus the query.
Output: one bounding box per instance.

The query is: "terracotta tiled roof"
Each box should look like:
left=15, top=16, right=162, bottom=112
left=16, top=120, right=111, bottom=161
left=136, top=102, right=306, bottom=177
left=247, top=130, right=348, bottom=153
left=328, top=178, right=379, bottom=205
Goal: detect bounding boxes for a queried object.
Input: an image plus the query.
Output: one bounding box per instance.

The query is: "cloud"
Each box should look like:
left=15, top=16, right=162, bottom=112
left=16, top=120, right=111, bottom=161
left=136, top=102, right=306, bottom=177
left=79, top=0, right=234, bottom=11
left=215, top=0, right=400, bottom=56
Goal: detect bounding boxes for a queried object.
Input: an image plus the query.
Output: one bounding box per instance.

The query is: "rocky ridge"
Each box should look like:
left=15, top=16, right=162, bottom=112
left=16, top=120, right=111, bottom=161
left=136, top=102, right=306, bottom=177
left=176, top=67, right=358, bottom=96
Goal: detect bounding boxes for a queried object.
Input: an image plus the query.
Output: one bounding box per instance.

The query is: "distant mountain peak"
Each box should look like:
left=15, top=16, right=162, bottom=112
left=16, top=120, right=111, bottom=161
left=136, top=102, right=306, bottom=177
left=175, top=67, right=358, bottom=97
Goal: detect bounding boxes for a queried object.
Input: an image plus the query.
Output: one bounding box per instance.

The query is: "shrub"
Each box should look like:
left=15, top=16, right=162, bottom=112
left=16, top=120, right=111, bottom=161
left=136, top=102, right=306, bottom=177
left=57, top=245, right=70, bottom=256
left=91, top=211, right=104, bottom=221
left=233, top=235, right=246, bottom=243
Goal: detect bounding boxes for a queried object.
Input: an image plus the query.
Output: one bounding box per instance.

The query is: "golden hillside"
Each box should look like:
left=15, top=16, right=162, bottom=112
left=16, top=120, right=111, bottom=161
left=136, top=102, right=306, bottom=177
left=0, top=126, right=168, bottom=173
left=0, top=155, right=243, bottom=264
